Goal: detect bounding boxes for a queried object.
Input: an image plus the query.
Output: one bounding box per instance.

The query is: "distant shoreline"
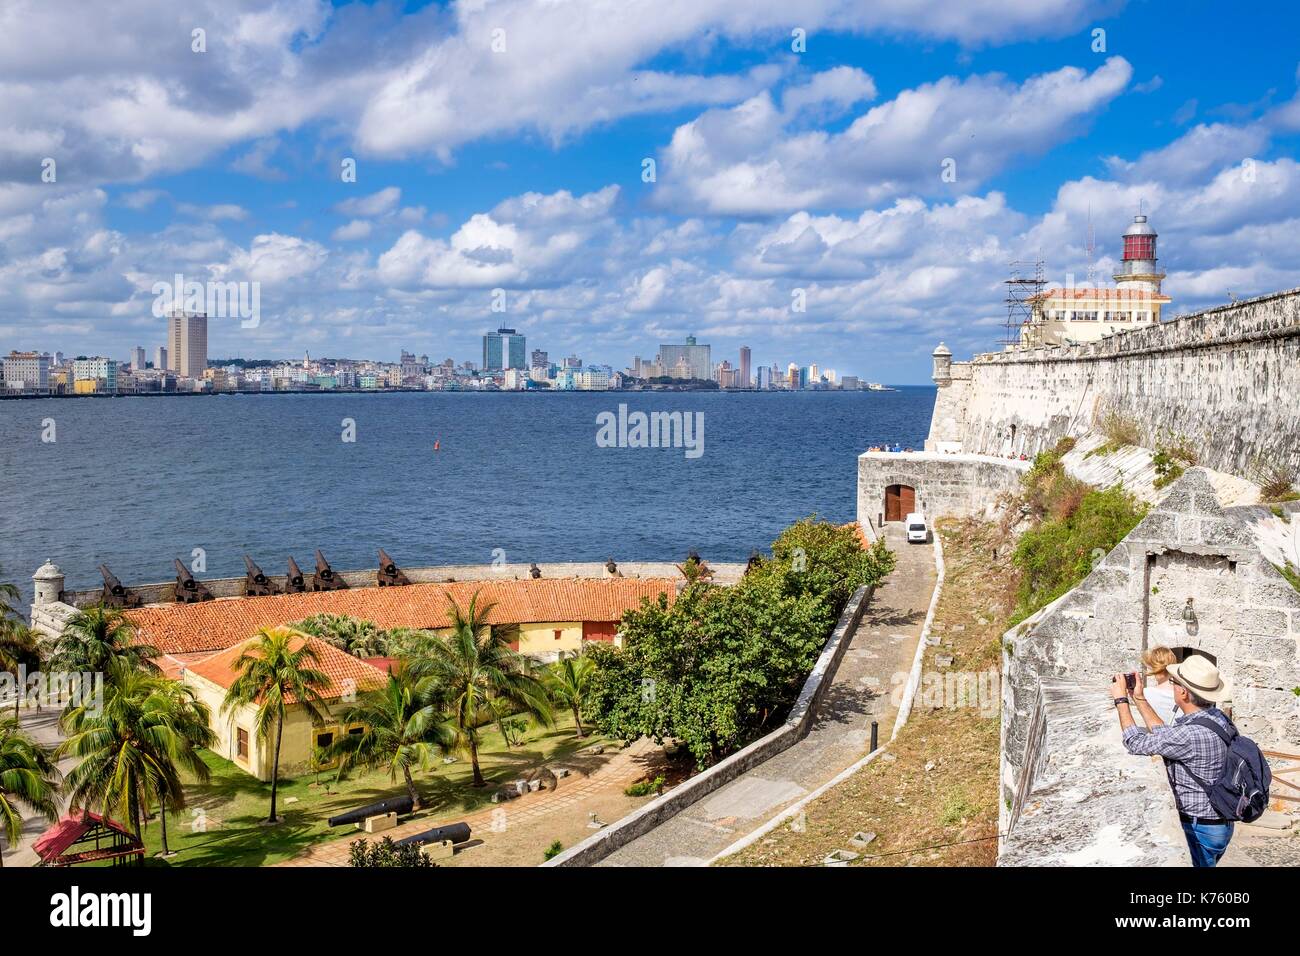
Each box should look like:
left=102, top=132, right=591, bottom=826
left=0, top=386, right=916, bottom=400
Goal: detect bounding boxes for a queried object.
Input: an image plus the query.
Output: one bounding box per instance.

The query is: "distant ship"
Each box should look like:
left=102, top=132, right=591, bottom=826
left=865, top=382, right=896, bottom=392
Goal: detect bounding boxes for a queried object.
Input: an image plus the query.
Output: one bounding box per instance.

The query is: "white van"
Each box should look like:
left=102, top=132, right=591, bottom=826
left=905, top=513, right=929, bottom=544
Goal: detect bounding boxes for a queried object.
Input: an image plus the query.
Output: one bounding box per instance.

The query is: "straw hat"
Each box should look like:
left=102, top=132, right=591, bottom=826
left=1166, top=654, right=1229, bottom=703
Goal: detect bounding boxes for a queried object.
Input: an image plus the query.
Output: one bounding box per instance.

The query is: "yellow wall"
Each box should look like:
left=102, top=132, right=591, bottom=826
left=73, top=379, right=99, bottom=394
left=517, top=621, right=583, bottom=657
left=184, top=671, right=363, bottom=781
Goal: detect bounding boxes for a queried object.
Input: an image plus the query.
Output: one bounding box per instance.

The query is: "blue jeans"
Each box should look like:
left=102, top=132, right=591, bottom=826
left=1182, top=821, right=1234, bottom=867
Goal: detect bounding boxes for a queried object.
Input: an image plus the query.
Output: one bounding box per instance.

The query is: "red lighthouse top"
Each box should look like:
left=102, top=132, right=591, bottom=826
left=1121, top=214, right=1157, bottom=262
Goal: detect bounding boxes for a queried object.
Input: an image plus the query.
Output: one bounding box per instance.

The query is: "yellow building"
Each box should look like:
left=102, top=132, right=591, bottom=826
left=182, top=635, right=387, bottom=781
left=73, top=379, right=99, bottom=394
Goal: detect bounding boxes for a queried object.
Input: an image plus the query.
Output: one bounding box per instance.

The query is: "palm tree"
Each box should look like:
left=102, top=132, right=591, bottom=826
left=0, top=716, right=60, bottom=868
left=326, top=671, right=454, bottom=809
left=221, top=626, right=330, bottom=823
left=59, top=662, right=203, bottom=844
left=292, top=614, right=388, bottom=658
left=547, top=651, right=596, bottom=738
left=48, top=605, right=159, bottom=679
left=147, top=681, right=215, bottom=855
left=0, top=622, right=42, bottom=718
left=408, top=593, right=553, bottom=787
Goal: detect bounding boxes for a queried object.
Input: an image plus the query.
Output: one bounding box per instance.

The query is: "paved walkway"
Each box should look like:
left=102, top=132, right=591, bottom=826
left=597, top=524, right=938, bottom=866
left=277, top=737, right=659, bottom=866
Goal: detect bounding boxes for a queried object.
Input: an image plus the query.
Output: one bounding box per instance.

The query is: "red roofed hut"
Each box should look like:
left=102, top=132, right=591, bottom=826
left=33, top=811, right=144, bottom=867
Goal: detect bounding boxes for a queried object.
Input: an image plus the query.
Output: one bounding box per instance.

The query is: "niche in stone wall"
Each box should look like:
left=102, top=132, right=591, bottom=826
left=1142, top=550, right=1239, bottom=684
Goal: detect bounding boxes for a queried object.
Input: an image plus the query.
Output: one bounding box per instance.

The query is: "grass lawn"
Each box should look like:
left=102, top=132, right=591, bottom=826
left=128, top=712, right=607, bottom=867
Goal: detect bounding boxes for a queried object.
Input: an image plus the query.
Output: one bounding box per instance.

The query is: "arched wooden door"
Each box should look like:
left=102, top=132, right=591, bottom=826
left=884, top=484, right=916, bottom=522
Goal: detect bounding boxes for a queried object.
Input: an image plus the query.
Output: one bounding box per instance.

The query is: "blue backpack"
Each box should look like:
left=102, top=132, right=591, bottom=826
left=1187, top=715, right=1272, bottom=823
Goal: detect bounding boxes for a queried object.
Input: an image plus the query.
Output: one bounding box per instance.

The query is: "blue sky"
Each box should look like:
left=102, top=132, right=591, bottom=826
left=3, top=0, right=1299, bottom=383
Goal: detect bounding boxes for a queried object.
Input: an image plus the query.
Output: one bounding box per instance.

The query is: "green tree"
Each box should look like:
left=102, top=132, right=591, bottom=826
left=0, top=622, right=42, bottom=718
left=48, top=605, right=160, bottom=679
left=0, top=716, right=60, bottom=867
left=59, top=663, right=208, bottom=845
left=586, top=518, right=895, bottom=767
left=148, top=680, right=215, bottom=855
left=547, top=651, right=596, bottom=738
left=291, top=614, right=388, bottom=658
left=325, top=671, right=454, bottom=810
left=221, top=626, right=331, bottom=823
left=348, top=836, right=434, bottom=867
left=407, top=593, right=553, bottom=786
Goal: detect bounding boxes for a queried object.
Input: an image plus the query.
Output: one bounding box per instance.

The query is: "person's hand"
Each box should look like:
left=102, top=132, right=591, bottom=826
left=1110, top=673, right=1130, bottom=701
left=1130, top=672, right=1146, bottom=701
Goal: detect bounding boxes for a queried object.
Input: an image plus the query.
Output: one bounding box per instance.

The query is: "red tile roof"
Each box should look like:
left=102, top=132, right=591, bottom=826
left=34, top=811, right=139, bottom=862
left=126, top=578, right=675, bottom=655
left=186, top=634, right=387, bottom=702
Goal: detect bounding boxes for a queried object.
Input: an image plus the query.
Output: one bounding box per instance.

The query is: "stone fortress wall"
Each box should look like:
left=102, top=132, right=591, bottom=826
left=927, top=287, right=1300, bottom=478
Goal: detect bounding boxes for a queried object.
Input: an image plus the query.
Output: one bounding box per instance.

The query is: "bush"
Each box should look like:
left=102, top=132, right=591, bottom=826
left=624, top=775, right=665, bottom=797
left=348, top=837, right=435, bottom=868
left=1011, top=484, right=1146, bottom=624
left=1252, top=458, right=1299, bottom=502
left=586, top=518, right=896, bottom=768
left=1151, top=449, right=1185, bottom=489
left=1096, top=403, right=1141, bottom=450
left=544, top=840, right=564, bottom=861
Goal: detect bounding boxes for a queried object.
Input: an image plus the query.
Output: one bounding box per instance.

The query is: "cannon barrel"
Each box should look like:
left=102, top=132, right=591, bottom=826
left=314, top=549, right=333, bottom=575
left=395, top=822, right=471, bottom=848
left=326, top=795, right=414, bottom=828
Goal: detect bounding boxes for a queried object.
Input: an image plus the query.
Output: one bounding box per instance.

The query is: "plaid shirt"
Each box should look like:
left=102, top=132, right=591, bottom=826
left=1122, top=707, right=1231, bottom=818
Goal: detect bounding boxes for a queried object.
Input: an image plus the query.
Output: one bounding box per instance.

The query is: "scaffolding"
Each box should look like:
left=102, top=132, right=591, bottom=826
left=1004, top=257, right=1045, bottom=347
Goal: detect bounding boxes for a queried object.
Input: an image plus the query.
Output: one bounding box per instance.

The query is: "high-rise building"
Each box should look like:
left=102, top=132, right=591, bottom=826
left=755, top=366, right=770, bottom=390
left=657, top=335, right=711, bottom=381
left=482, top=328, right=526, bottom=370
left=739, top=346, right=751, bottom=388
left=787, top=362, right=800, bottom=390
left=530, top=349, right=549, bottom=370
left=72, top=357, right=118, bottom=392
left=563, top=354, right=582, bottom=369
left=130, top=346, right=147, bottom=370
left=155, top=345, right=168, bottom=370
left=3, top=351, right=51, bottom=390
left=167, top=310, right=208, bottom=379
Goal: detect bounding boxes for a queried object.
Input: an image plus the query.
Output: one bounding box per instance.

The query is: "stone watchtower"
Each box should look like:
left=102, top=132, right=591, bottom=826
left=931, top=342, right=952, bottom=385
left=32, top=559, right=64, bottom=606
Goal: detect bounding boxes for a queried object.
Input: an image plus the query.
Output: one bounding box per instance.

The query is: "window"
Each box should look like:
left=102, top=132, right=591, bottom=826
left=236, top=727, right=249, bottom=759
left=348, top=727, right=363, bottom=737
left=554, top=629, right=563, bottom=641
left=316, top=732, right=334, bottom=749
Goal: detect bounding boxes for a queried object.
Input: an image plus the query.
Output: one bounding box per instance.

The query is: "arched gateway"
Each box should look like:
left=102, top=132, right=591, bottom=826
left=884, top=483, right=916, bottom=522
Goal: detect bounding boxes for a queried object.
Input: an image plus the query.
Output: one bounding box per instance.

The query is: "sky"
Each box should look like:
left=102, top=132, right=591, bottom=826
left=2, top=0, right=1299, bottom=384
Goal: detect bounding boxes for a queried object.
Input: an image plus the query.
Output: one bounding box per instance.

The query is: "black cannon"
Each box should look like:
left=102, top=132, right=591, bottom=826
left=605, top=557, right=619, bottom=576
left=529, top=562, right=542, bottom=579
left=98, top=564, right=142, bottom=609
left=744, top=550, right=763, bottom=575
left=395, top=822, right=472, bottom=848
left=377, top=548, right=411, bottom=587
left=284, top=556, right=307, bottom=593
left=173, top=559, right=214, bottom=604
left=327, top=795, right=414, bottom=828
left=243, top=555, right=279, bottom=597
left=312, top=549, right=348, bottom=592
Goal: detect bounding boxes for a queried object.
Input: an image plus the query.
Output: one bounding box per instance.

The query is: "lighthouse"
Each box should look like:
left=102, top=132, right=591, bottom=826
left=1112, top=213, right=1165, bottom=295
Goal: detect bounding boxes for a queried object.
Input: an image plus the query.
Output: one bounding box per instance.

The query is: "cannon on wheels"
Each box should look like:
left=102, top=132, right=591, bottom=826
left=98, top=564, right=142, bottom=608
left=312, top=549, right=348, bottom=592
left=173, top=559, right=214, bottom=604
left=377, top=549, right=411, bottom=587
left=243, top=555, right=279, bottom=597
left=284, top=556, right=307, bottom=593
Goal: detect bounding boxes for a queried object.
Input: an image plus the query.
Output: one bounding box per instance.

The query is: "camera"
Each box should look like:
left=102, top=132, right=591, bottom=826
left=1124, top=672, right=1136, bottom=692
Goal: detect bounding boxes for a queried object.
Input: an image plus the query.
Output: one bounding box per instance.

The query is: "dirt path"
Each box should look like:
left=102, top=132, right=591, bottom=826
left=595, top=524, right=937, bottom=867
